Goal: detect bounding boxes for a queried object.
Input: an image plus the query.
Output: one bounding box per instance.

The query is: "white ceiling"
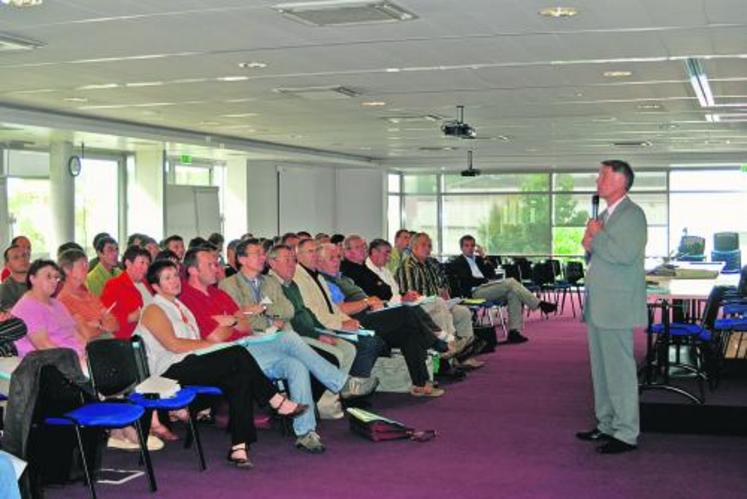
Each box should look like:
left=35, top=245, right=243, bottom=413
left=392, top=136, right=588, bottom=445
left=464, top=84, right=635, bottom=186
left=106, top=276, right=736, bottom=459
left=1, top=0, right=746, bottom=170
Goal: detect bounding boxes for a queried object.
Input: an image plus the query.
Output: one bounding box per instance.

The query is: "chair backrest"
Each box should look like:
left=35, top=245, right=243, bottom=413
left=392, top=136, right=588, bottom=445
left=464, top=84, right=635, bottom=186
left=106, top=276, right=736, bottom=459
left=513, top=257, right=533, bottom=281
left=486, top=255, right=502, bottom=267
left=502, top=263, right=521, bottom=281
left=678, top=235, right=706, bottom=256
left=565, top=261, right=585, bottom=283
left=714, top=232, right=739, bottom=252
left=130, top=335, right=152, bottom=380
left=546, top=259, right=563, bottom=280
left=532, top=262, right=554, bottom=285
left=441, top=261, right=464, bottom=298
left=738, top=265, right=747, bottom=297
left=86, top=339, right=142, bottom=398
left=702, top=286, right=728, bottom=330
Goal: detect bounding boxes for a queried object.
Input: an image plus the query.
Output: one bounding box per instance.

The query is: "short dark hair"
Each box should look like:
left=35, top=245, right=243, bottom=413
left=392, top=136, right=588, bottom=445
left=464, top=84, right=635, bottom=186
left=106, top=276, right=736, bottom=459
left=368, top=238, right=391, bottom=255
left=146, top=259, right=178, bottom=286
left=297, top=238, right=317, bottom=253
left=188, top=237, right=208, bottom=249
left=27, top=259, right=61, bottom=289
left=3, top=245, right=19, bottom=262
left=91, top=232, right=111, bottom=248
left=330, top=234, right=345, bottom=245
left=58, top=249, right=88, bottom=270
left=394, top=229, right=409, bottom=240
left=280, top=232, right=298, bottom=245
left=268, top=244, right=292, bottom=260
left=601, top=159, right=635, bottom=191
left=57, top=242, right=83, bottom=258
left=182, top=246, right=212, bottom=273
left=226, top=239, right=241, bottom=252
left=459, top=234, right=476, bottom=248
left=155, top=249, right=179, bottom=262
left=95, top=236, right=118, bottom=254
left=235, top=238, right=262, bottom=259
left=162, top=234, right=183, bottom=249
left=126, top=233, right=145, bottom=247
left=296, top=231, right=312, bottom=239
left=208, top=233, right=224, bottom=246
left=122, top=245, right=151, bottom=265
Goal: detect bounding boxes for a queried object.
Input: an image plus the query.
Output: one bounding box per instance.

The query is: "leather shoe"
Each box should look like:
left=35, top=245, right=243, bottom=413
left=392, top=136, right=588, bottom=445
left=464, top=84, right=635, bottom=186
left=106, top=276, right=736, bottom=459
left=576, top=429, right=612, bottom=442
left=596, top=438, right=637, bottom=454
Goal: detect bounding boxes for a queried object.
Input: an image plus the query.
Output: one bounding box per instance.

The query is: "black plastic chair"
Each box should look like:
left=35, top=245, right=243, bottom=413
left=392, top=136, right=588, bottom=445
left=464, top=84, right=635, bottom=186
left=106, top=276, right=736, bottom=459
left=565, top=261, right=586, bottom=316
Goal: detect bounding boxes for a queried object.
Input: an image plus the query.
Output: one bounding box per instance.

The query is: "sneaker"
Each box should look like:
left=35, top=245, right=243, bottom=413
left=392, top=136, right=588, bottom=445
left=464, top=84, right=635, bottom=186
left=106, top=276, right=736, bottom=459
left=316, top=391, right=345, bottom=420
left=340, top=376, right=379, bottom=399
left=296, top=431, right=326, bottom=454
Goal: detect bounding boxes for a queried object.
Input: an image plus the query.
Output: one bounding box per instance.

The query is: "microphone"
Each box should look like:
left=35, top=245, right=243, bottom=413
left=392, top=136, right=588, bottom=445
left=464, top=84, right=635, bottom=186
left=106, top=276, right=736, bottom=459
left=591, top=194, right=600, bottom=220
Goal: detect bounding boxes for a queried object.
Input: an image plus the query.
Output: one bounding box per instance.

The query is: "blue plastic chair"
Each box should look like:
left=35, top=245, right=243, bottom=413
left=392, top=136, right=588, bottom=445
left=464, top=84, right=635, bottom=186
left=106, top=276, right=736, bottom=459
left=86, top=339, right=207, bottom=471
left=38, top=365, right=156, bottom=499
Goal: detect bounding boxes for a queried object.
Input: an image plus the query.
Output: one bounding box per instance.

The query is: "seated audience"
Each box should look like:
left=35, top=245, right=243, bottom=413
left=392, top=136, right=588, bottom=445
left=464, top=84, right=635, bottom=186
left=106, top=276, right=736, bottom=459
left=1, top=236, right=31, bottom=282
left=208, top=232, right=225, bottom=263
left=225, top=239, right=241, bottom=277
left=395, top=232, right=477, bottom=349
left=0, top=245, right=30, bottom=310
left=182, top=245, right=374, bottom=452
left=10, top=259, right=84, bottom=360
left=136, top=259, right=307, bottom=468
left=318, top=242, right=453, bottom=392
left=56, top=241, right=84, bottom=259
left=281, top=232, right=300, bottom=250
left=450, top=235, right=557, bottom=343
left=86, top=235, right=121, bottom=297
left=142, top=236, right=160, bottom=260
left=57, top=249, right=119, bottom=341
left=387, top=229, right=411, bottom=273
left=100, top=246, right=152, bottom=339
left=87, top=232, right=111, bottom=270
left=162, top=234, right=186, bottom=261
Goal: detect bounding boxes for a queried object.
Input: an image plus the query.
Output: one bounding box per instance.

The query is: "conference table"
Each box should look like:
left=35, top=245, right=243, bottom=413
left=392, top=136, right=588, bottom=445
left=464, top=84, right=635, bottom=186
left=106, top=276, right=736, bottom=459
left=640, top=261, right=739, bottom=404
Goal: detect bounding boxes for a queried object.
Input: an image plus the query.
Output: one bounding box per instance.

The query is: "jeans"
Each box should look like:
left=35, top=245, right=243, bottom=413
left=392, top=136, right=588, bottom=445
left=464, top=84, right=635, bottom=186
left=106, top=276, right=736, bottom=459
left=246, top=331, right=347, bottom=436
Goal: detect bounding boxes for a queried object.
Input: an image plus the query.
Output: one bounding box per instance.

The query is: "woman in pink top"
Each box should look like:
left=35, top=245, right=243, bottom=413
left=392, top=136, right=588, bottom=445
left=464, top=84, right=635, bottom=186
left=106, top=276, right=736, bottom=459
left=11, top=259, right=84, bottom=359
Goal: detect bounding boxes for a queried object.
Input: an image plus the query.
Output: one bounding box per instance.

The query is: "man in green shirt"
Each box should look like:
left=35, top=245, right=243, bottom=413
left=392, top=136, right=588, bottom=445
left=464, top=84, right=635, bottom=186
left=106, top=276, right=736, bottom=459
left=86, top=236, right=121, bottom=296
left=386, top=229, right=412, bottom=274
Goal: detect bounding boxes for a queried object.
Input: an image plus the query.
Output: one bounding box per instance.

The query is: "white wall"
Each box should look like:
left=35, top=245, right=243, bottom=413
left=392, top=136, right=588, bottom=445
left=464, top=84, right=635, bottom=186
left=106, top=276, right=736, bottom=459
left=224, top=157, right=249, bottom=239
left=335, top=168, right=386, bottom=241
left=244, top=162, right=386, bottom=239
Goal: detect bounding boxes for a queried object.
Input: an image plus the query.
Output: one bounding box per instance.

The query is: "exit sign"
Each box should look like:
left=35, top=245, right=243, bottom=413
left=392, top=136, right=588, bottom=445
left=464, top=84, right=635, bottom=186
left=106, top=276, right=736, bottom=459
left=741, top=164, right=747, bottom=173
left=180, top=154, right=193, bottom=165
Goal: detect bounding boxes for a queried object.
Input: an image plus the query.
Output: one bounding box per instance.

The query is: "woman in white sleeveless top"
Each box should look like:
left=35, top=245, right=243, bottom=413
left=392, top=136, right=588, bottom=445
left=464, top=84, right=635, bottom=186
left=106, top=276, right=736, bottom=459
left=136, top=260, right=307, bottom=468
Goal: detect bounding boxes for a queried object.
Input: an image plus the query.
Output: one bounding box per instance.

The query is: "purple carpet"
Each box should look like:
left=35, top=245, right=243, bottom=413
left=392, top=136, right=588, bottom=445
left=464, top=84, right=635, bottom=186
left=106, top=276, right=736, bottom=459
left=45, top=310, right=747, bottom=498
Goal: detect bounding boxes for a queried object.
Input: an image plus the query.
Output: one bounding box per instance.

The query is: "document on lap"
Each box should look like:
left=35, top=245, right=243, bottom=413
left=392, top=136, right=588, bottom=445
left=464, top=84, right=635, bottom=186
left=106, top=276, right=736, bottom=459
left=195, top=330, right=282, bottom=356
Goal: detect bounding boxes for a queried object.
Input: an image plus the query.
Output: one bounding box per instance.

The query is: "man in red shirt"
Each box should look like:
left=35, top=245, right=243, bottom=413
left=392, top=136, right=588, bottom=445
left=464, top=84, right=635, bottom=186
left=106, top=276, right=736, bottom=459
left=178, top=246, right=375, bottom=453
left=100, top=246, right=152, bottom=340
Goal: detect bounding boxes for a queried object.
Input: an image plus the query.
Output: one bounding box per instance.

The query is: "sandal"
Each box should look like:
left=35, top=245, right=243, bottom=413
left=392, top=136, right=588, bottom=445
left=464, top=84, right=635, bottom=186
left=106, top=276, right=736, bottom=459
left=227, top=444, right=254, bottom=469
left=272, top=395, right=309, bottom=418
left=410, top=384, right=445, bottom=398
left=150, top=424, right=179, bottom=442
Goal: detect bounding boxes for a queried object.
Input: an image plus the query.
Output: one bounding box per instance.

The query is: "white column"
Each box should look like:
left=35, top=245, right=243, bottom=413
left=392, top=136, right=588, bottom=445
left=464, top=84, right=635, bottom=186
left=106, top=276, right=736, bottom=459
left=129, top=147, right=165, bottom=240
left=0, top=149, right=9, bottom=249
left=49, top=141, right=75, bottom=253
left=224, top=157, right=249, bottom=240
left=247, top=160, right=280, bottom=237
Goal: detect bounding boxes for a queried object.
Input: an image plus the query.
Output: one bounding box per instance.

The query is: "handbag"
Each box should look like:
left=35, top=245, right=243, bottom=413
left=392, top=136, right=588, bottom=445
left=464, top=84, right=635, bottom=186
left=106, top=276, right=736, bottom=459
left=347, top=408, right=436, bottom=442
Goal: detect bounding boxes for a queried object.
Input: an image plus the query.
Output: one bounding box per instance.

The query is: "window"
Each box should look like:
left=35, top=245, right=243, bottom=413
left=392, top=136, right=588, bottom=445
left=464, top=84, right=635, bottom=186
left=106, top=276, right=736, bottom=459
left=444, top=173, right=548, bottom=193
left=173, top=164, right=211, bottom=186
left=75, top=158, right=120, bottom=254
left=7, top=178, right=52, bottom=257
left=402, top=195, right=439, bottom=252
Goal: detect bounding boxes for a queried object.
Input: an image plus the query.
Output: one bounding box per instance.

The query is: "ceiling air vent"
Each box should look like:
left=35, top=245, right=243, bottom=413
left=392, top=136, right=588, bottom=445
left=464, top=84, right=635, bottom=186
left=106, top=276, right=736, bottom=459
left=274, top=85, right=360, bottom=100
left=274, top=1, right=417, bottom=26
left=382, top=114, right=444, bottom=124
left=0, top=32, right=42, bottom=52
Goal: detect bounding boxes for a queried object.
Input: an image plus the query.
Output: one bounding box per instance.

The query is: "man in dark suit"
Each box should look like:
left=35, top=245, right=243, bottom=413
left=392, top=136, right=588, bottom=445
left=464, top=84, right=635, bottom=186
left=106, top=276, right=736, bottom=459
left=450, top=235, right=556, bottom=344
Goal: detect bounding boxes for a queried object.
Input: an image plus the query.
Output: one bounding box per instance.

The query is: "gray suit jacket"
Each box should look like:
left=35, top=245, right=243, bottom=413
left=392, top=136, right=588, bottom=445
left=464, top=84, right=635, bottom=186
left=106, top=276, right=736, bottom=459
left=585, top=196, right=648, bottom=329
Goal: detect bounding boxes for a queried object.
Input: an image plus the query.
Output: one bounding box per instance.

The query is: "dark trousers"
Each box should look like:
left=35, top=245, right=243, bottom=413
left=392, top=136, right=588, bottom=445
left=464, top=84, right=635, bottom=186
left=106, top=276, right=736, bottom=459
left=163, top=345, right=276, bottom=446
left=358, top=307, right=435, bottom=386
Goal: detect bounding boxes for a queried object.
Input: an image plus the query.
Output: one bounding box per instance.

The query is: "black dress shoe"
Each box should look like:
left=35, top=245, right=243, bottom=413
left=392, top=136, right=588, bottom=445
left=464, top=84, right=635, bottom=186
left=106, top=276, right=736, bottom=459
left=596, top=438, right=637, bottom=454
left=506, top=330, right=529, bottom=344
left=576, top=429, right=612, bottom=442
left=539, top=301, right=558, bottom=314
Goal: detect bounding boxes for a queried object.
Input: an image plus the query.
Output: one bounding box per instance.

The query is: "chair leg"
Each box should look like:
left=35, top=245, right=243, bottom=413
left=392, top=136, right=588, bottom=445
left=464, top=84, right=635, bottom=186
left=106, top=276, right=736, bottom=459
left=73, top=425, right=96, bottom=499
left=187, top=413, right=207, bottom=471
left=135, top=419, right=158, bottom=492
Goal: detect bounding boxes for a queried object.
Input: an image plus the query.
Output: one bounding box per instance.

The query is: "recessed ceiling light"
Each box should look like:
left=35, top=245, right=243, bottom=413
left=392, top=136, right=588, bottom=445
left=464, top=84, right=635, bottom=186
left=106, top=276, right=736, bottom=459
left=538, top=6, right=579, bottom=18
left=78, top=83, right=120, bottom=90
left=0, top=0, right=43, bottom=7
left=64, top=97, right=88, bottom=103
left=637, top=103, right=662, bottom=110
left=238, top=61, right=268, bottom=69
left=386, top=68, right=401, bottom=73
left=221, top=113, right=258, bottom=118
left=603, top=70, right=632, bottom=78
left=125, top=81, right=164, bottom=87
left=361, top=101, right=387, bottom=107
left=217, top=76, right=250, bottom=82
left=199, top=121, right=220, bottom=126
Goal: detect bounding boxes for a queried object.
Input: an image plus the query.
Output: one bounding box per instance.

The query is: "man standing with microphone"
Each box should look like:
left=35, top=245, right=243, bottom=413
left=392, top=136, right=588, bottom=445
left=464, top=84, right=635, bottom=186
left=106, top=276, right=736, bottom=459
left=577, top=160, right=648, bottom=454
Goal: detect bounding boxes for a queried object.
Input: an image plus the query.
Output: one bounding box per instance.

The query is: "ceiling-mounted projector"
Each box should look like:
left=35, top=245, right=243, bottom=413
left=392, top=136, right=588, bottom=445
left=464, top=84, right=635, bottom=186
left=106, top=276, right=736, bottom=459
left=442, top=105, right=477, bottom=139
left=460, top=150, right=481, bottom=177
